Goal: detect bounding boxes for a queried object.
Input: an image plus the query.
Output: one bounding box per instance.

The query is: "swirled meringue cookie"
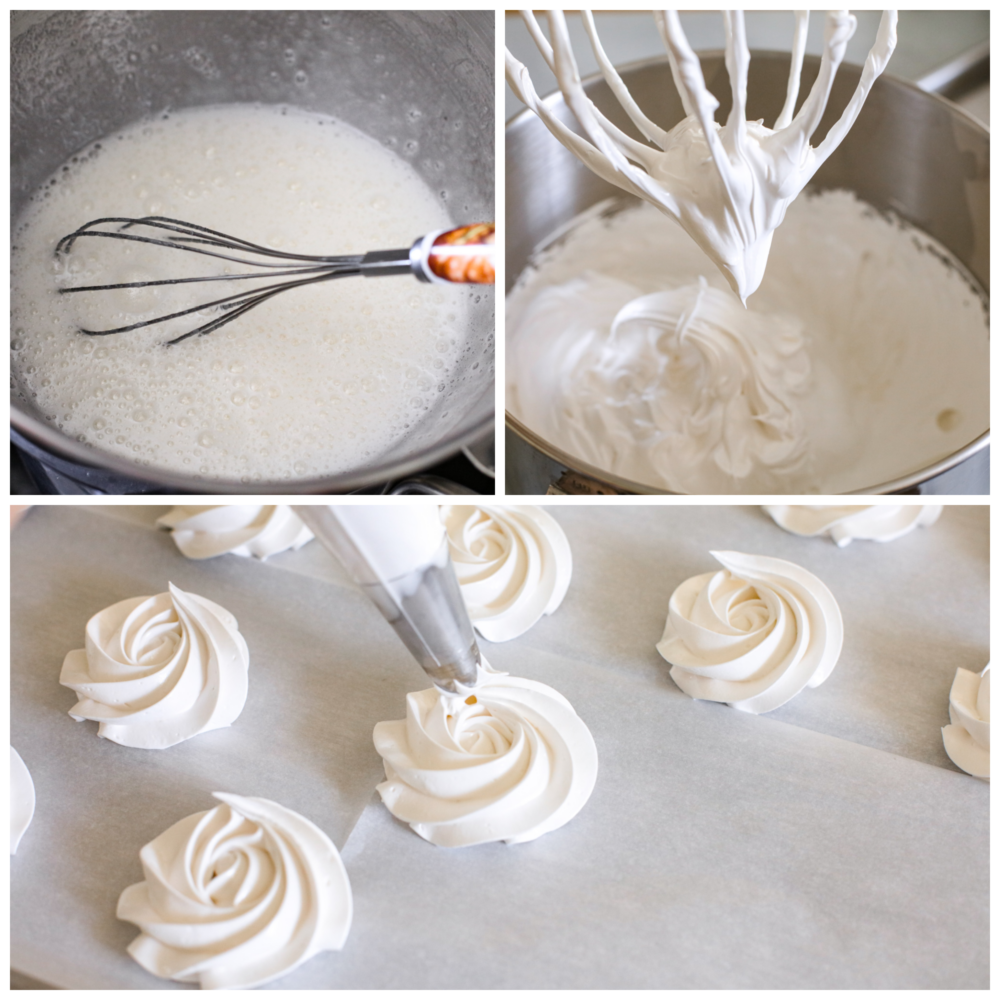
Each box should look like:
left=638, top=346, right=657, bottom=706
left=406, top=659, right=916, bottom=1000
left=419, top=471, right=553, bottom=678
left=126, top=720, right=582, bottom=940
left=157, top=505, right=314, bottom=560
left=10, top=747, right=35, bottom=855
left=763, top=505, right=942, bottom=547
left=60, top=583, right=250, bottom=749
left=442, top=505, right=572, bottom=642
left=942, top=665, right=989, bottom=780
left=657, top=551, right=843, bottom=714
left=373, top=668, right=598, bottom=846
left=118, top=793, right=352, bottom=989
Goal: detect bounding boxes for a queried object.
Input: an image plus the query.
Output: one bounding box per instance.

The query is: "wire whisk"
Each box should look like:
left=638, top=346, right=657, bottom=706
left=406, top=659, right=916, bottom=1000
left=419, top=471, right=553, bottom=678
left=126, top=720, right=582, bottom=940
left=55, top=216, right=494, bottom=345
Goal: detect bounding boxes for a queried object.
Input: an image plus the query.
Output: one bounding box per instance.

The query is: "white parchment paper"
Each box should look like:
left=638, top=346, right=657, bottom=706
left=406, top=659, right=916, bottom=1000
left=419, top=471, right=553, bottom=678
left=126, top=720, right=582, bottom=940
left=10, top=504, right=988, bottom=989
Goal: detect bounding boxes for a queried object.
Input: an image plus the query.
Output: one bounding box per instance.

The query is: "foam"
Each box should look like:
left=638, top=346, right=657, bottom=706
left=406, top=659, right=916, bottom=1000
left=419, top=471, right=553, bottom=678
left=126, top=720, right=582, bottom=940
left=11, top=103, right=471, bottom=482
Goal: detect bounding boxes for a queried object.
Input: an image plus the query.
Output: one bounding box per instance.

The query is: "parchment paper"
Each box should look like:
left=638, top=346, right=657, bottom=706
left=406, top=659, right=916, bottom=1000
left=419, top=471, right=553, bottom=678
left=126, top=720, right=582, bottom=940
left=10, top=504, right=989, bottom=989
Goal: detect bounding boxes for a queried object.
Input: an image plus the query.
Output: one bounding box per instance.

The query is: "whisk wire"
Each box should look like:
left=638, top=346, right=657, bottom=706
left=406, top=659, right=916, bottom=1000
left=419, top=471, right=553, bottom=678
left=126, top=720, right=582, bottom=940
left=54, top=215, right=494, bottom=344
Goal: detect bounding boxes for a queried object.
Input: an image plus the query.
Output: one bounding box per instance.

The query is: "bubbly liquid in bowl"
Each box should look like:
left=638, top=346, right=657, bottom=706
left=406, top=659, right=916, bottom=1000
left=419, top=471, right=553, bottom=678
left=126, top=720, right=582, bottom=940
left=11, top=103, right=474, bottom=483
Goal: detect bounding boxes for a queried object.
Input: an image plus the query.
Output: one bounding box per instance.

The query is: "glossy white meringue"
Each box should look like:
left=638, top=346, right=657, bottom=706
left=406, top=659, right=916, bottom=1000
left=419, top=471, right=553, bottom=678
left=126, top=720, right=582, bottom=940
left=157, top=505, right=314, bottom=560
left=442, top=505, right=572, bottom=642
left=763, top=505, right=942, bottom=547
left=657, top=550, right=843, bottom=714
left=373, top=667, right=597, bottom=846
left=118, top=793, right=352, bottom=989
left=10, top=747, right=35, bottom=855
left=60, top=583, right=250, bottom=749
left=942, top=665, right=989, bottom=780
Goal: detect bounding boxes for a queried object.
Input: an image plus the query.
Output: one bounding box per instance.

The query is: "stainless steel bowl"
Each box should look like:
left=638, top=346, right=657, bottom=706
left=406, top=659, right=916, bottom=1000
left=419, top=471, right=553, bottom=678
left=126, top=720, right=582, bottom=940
left=12, top=10, right=494, bottom=494
left=506, top=54, right=989, bottom=494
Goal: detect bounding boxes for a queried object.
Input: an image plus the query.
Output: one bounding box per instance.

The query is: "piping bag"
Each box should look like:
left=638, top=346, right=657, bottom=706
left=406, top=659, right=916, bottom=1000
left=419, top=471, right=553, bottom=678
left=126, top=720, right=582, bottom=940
left=293, top=506, right=481, bottom=693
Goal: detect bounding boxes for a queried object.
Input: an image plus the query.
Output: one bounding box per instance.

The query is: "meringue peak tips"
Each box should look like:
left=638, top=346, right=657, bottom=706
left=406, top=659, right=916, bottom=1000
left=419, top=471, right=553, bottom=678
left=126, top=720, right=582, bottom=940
left=442, top=505, right=572, bottom=642
left=506, top=10, right=897, bottom=302
left=59, top=584, right=250, bottom=749
left=942, top=664, right=989, bottom=780
left=763, top=504, right=942, bottom=546
left=657, top=550, right=843, bottom=714
left=117, top=793, right=352, bottom=989
left=157, top=504, right=314, bottom=560
left=373, top=672, right=598, bottom=847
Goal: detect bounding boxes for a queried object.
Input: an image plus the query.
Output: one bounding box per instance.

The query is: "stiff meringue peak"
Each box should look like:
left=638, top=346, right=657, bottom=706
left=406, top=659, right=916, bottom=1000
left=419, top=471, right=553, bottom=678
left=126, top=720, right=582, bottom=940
left=942, top=665, right=989, bottom=780
left=657, top=550, right=842, bottom=714
left=442, top=505, right=572, bottom=642
left=118, top=793, right=352, bottom=989
left=60, top=583, right=250, bottom=749
left=374, top=667, right=597, bottom=846
left=157, top=505, right=314, bottom=560
left=763, top=505, right=942, bottom=547
left=10, top=747, right=35, bottom=855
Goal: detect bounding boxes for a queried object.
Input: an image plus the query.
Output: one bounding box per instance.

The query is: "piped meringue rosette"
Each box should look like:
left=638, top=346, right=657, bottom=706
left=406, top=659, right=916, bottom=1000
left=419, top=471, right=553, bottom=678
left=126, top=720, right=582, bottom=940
left=157, top=505, right=314, bottom=560
left=117, top=793, right=352, bottom=990
left=657, top=551, right=843, bottom=714
left=373, top=669, right=597, bottom=847
left=10, top=747, right=35, bottom=856
left=942, top=665, right=989, bottom=780
left=442, top=505, right=572, bottom=642
left=60, top=583, right=249, bottom=749
left=763, top=505, right=942, bottom=547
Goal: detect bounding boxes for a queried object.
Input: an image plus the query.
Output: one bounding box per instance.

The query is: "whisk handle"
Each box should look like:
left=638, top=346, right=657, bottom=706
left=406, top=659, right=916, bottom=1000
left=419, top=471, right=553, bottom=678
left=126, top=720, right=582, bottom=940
left=360, top=223, right=495, bottom=285
left=414, top=223, right=495, bottom=285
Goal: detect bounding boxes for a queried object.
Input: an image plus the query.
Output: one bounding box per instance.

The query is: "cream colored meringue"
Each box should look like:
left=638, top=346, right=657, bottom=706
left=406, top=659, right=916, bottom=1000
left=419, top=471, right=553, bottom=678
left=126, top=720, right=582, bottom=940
left=373, top=667, right=598, bottom=846
left=942, top=665, right=989, bottom=781
left=10, top=747, right=35, bottom=856
left=118, top=793, right=352, bottom=989
left=442, top=505, right=573, bottom=642
left=763, top=505, right=943, bottom=547
left=60, top=583, right=250, bottom=749
left=657, top=550, right=842, bottom=714
left=157, top=505, right=314, bottom=560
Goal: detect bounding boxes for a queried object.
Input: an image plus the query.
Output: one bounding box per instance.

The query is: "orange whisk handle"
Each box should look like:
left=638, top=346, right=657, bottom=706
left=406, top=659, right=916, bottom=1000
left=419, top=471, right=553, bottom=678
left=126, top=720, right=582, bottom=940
left=411, top=223, right=494, bottom=285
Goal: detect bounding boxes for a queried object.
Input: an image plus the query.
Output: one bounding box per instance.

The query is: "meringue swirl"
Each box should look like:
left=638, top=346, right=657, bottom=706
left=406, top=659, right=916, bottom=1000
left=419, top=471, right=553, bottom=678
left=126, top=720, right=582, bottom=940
left=442, top=505, right=572, bottom=642
left=373, top=670, right=598, bottom=846
left=656, top=550, right=843, bottom=714
left=10, top=747, right=35, bottom=856
left=157, top=505, right=314, bottom=560
left=117, top=793, right=352, bottom=989
left=60, top=583, right=250, bottom=749
left=942, top=665, right=990, bottom=780
left=763, top=504, right=942, bottom=547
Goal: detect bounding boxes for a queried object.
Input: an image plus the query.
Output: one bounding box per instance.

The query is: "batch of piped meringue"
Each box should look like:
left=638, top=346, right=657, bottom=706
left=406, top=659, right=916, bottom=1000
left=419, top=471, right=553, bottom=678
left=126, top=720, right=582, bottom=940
left=10, top=503, right=988, bottom=990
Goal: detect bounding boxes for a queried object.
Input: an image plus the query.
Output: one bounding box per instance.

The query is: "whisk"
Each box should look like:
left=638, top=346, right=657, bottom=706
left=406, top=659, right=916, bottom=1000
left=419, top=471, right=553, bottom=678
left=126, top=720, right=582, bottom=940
left=54, top=217, right=494, bottom=345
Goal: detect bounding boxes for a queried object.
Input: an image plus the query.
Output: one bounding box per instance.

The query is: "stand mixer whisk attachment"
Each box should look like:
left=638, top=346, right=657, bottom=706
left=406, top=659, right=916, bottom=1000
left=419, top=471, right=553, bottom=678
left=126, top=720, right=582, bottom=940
left=54, top=217, right=494, bottom=345
left=506, top=10, right=897, bottom=303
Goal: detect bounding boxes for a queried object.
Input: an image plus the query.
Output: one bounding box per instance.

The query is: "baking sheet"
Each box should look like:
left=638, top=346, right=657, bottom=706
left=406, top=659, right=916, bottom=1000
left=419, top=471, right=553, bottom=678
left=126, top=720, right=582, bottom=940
left=10, top=504, right=989, bottom=989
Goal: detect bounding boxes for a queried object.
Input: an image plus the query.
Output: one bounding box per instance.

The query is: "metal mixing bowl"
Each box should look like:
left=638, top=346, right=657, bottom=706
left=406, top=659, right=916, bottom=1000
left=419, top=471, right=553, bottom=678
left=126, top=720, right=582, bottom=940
left=506, top=54, right=989, bottom=494
left=11, top=10, right=494, bottom=494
